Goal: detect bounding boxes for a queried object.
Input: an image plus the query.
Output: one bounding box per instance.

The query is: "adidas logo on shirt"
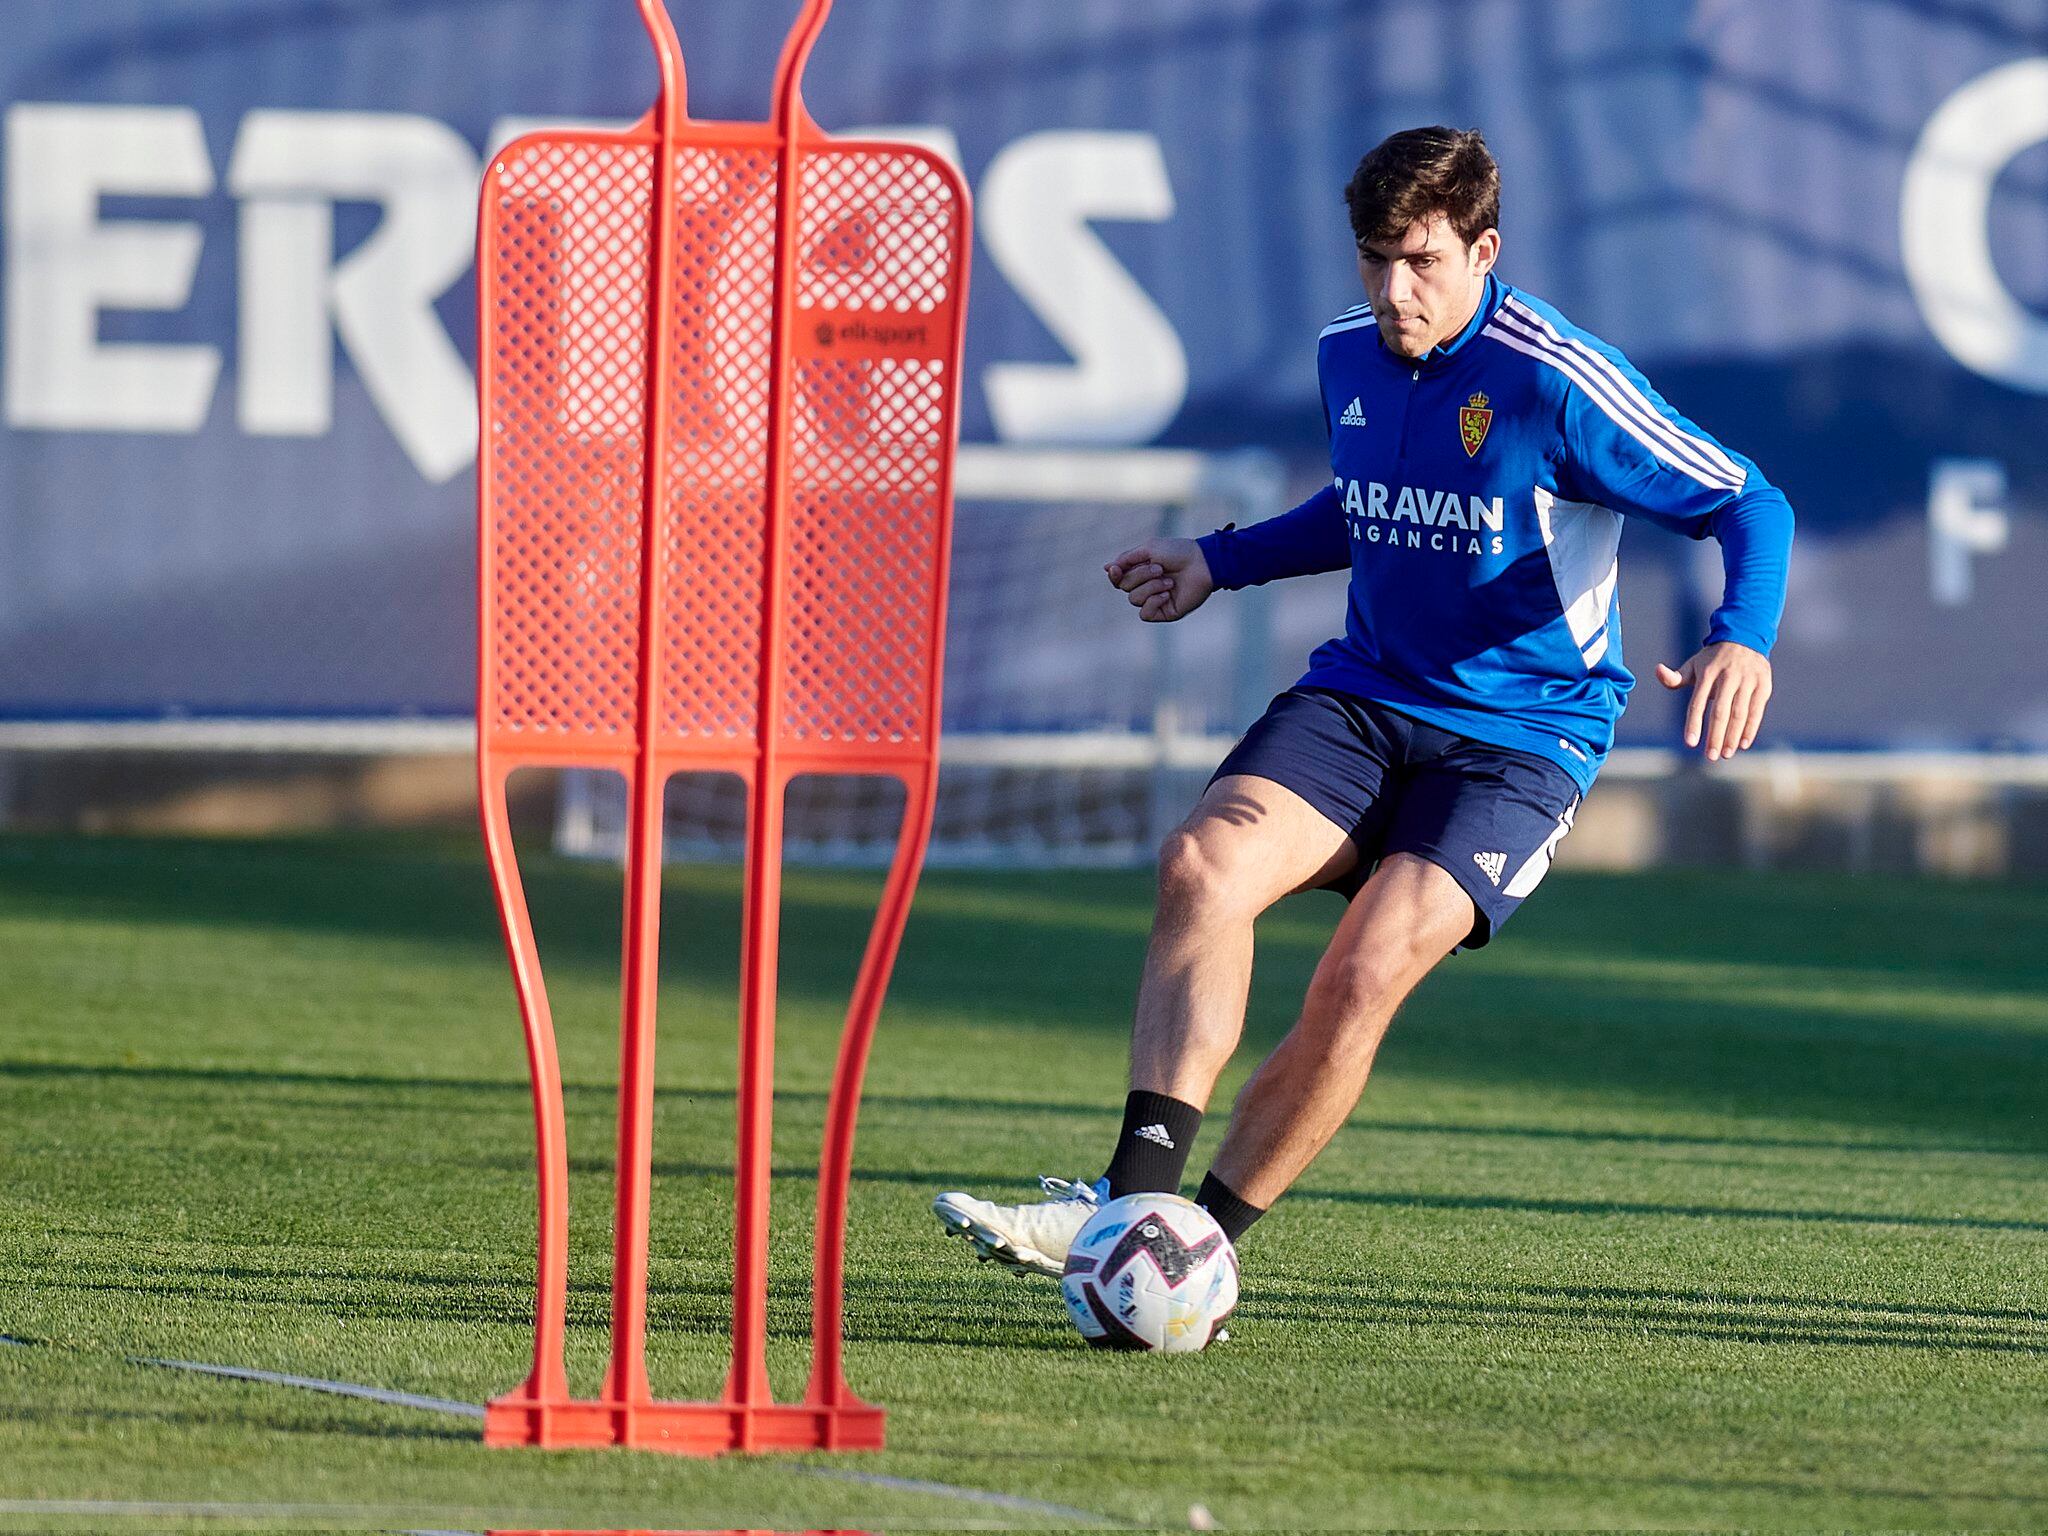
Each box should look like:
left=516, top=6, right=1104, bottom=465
left=1473, top=850, right=1506, bottom=887
left=1134, top=1123, right=1176, bottom=1150
left=1339, top=397, right=1368, bottom=428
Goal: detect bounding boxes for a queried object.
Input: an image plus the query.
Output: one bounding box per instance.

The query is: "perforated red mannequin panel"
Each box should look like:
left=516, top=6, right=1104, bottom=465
left=484, top=139, right=964, bottom=759
left=781, top=148, right=962, bottom=748
left=655, top=147, right=777, bottom=746
left=484, top=141, right=654, bottom=745
left=474, top=0, right=970, bottom=1460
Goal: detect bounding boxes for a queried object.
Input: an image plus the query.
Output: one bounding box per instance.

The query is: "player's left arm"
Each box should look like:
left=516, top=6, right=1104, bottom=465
left=1556, top=366, right=1795, bottom=763
left=1652, top=489, right=1790, bottom=762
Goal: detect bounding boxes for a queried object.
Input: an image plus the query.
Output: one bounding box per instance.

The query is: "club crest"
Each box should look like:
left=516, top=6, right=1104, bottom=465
left=1459, top=391, right=1493, bottom=457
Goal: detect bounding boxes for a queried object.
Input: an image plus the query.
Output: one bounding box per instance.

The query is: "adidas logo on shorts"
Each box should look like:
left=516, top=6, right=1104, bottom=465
left=1473, top=850, right=1507, bottom=887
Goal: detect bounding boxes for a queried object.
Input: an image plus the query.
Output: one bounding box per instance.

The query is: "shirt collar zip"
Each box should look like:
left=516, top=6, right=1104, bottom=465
left=1380, top=272, right=1504, bottom=373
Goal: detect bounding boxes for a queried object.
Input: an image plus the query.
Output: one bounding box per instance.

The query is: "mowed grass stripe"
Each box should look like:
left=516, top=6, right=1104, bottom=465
left=0, top=832, right=2043, bottom=1528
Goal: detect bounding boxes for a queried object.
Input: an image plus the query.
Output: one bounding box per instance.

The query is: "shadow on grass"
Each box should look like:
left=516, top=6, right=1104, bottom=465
left=469, top=1156, right=2048, bottom=1239
left=1496, top=1278, right=2048, bottom=1325
left=0, top=1399, right=475, bottom=1442
left=3, top=834, right=2046, bottom=1150
left=4, top=1250, right=1079, bottom=1354
left=1284, top=1184, right=2048, bottom=1235
left=1244, top=1276, right=2048, bottom=1356
left=13, top=1236, right=2043, bottom=1361
left=3, top=1059, right=2040, bottom=1161
left=1370, top=1453, right=2046, bottom=1511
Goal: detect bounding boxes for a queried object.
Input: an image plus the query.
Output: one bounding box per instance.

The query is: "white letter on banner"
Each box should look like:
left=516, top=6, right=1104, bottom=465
left=1901, top=58, right=2048, bottom=394
left=981, top=131, right=1188, bottom=444
left=1927, top=457, right=2008, bottom=607
left=229, top=111, right=480, bottom=482
left=3, top=104, right=221, bottom=433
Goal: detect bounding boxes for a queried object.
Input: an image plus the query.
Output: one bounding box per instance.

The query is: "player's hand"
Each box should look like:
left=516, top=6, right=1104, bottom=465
left=1104, top=538, right=1215, bottom=623
left=1656, top=642, right=1773, bottom=762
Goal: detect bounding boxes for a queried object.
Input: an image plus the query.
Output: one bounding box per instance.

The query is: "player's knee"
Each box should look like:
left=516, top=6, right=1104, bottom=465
left=1308, top=939, right=1435, bottom=1022
left=1304, top=957, right=1386, bottom=1026
left=1156, top=824, right=1256, bottom=919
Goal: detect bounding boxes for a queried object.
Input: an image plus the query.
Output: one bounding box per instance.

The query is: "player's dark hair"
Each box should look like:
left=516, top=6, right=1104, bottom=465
left=1345, top=127, right=1500, bottom=249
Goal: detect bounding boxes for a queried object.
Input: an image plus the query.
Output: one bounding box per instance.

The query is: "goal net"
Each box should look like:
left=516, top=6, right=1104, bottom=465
left=553, top=445, right=1289, bottom=867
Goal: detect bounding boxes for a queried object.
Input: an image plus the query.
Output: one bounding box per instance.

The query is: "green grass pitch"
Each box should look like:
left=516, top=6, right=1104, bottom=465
left=0, top=829, right=2044, bottom=1530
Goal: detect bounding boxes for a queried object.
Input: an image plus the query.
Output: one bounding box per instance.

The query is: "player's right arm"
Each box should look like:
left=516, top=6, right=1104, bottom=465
left=1106, top=483, right=1350, bottom=623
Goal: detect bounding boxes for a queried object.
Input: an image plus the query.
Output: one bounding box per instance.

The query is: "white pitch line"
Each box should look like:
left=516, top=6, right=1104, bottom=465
left=0, top=1507, right=1097, bottom=1534
left=131, top=1356, right=487, bottom=1418
left=0, top=1507, right=479, bottom=1531
left=802, top=1464, right=1121, bottom=1524
left=128, top=1354, right=1126, bottom=1527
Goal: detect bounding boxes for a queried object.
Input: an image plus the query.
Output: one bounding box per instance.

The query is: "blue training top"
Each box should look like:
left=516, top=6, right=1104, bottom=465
left=1196, top=272, right=1794, bottom=792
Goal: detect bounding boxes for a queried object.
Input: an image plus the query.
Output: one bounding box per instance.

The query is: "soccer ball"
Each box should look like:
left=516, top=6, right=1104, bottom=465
left=1060, top=1193, right=1239, bottom=1352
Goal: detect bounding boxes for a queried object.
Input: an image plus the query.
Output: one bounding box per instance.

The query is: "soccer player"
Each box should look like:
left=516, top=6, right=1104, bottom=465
left=933, top=127, right=1793, bottom=1275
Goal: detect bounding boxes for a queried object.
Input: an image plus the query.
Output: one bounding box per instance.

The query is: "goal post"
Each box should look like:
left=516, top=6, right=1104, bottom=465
left=552, top=442, right=1290, bottom=869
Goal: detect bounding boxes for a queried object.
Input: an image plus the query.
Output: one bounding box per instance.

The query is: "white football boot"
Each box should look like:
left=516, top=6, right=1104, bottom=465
left=931, top=1175, right=1105, bottom=1278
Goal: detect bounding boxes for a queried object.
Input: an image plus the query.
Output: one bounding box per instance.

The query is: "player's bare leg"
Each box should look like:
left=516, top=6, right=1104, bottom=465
left=1206, top=852, right=1473, bottom=1208
left=932, top=773, right=1354, bottom=1275
left=1130, top=774, right=1361, bottom=1104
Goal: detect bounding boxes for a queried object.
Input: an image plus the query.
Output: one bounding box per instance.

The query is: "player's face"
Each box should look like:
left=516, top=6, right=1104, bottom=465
left=1356, top=216, right=1500, bottom=359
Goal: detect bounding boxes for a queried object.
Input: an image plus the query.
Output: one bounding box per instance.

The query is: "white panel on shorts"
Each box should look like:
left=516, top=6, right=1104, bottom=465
left=1504, top=794, right=1580, bottom=899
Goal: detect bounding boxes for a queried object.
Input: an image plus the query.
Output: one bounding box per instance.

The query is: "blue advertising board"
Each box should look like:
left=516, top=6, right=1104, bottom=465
left=1, top=0, right=2043, bottom=747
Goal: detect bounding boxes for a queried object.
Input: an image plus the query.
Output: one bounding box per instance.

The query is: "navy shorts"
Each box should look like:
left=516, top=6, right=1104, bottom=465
left=1209, top=687, right=1583, bottom=948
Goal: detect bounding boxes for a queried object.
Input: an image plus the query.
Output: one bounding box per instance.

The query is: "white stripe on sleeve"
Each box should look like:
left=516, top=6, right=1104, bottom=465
left=1503, top=299, right=1746, bottom=485
left=1483, top=320, right=1745, bottom=492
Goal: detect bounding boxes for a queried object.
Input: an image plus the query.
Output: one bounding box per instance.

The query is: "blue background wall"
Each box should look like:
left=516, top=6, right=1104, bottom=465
left=2, top=0, right=2042, bottom=748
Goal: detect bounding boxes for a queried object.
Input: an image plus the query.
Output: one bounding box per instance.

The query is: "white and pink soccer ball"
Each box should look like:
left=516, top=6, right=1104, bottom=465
left=1060, top=1192, right=1239, bottom=1353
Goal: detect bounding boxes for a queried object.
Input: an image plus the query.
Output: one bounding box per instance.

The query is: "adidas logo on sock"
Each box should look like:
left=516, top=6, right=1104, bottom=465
left=1339, top=397, right=1367, bottom=427
left=1134, top=1123, right=1176, bottom=1150
left=1473, top=850, right=1506, bottom=887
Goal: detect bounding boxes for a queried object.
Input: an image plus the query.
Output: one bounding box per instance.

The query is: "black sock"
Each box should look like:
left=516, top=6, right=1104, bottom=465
left=1102, top=1090, right=1202, bottom=1198
left=1196, top=1171, right=1267, bottom=1244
